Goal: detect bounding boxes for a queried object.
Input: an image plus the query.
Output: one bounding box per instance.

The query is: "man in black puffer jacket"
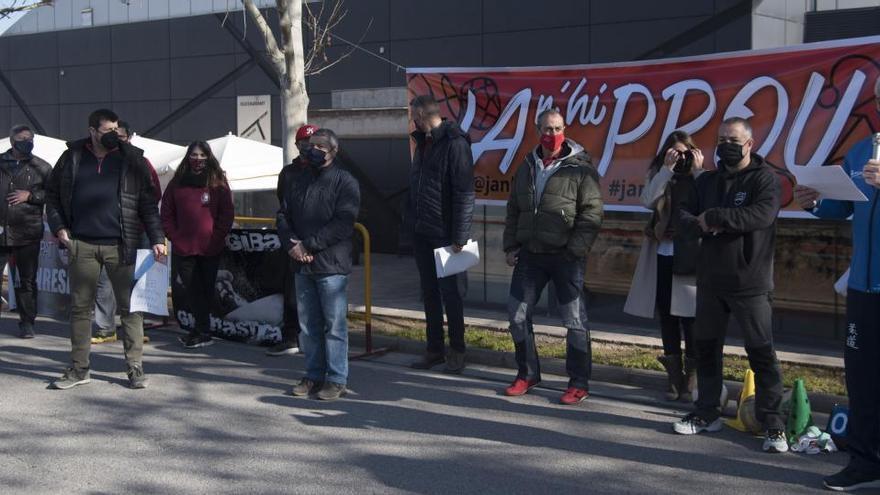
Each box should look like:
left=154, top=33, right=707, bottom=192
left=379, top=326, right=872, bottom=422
left=407, top=95, right=475, bottom=374
left=277, top=128, right=360, bottom=401
left=45, top=108, right=165, bottom=391
left=0, top=124, right=52, bottom=339
left=672, top=117, right=787, bottom=455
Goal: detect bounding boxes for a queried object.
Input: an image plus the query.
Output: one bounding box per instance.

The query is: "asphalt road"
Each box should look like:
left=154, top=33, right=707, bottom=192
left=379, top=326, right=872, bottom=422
left=0, top=316, right=847, bottom=494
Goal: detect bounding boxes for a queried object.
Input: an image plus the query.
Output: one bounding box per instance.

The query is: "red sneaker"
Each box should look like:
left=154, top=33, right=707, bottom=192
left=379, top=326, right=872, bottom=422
left=504, top=378, right=540, bottom=396
left=560, top=387, right=589, bottom=405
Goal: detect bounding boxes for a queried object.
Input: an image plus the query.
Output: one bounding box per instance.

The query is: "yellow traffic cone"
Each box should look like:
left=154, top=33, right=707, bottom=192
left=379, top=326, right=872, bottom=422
left=786, top=378, right=813, bottom=442
left=726, top=369, right=761, bottom=433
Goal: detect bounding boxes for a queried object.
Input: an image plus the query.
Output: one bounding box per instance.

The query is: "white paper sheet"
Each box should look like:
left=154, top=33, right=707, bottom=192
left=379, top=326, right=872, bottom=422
left=130, top=249, right=170, bottom=316
left=792, top=165, right=869, bottom=202
left=433, top=240, right=480, bottom=278
left=834, top=268, right=849, bottom=298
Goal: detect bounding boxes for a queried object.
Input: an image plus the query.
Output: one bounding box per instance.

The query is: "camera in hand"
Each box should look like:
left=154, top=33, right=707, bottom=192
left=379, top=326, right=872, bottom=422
left=674, top=150, right=694, bottom=175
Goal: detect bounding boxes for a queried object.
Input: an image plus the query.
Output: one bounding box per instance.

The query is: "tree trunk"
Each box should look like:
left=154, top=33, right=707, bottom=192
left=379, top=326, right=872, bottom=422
left=278, top=0, right=309, bottom=164
left=281, top=84, right=309, bottom=163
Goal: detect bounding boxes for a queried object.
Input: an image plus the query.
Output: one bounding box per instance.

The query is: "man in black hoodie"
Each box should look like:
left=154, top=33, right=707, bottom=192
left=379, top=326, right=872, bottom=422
left=0, top=124, right=52, bottom=339
left=407, top=95, right=475, bottom=374
left=672, top=117, right=787, bottom=454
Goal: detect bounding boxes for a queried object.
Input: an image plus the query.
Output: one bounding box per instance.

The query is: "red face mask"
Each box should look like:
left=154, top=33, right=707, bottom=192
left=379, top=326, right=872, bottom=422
left=540, top=133, right=565, bottom=152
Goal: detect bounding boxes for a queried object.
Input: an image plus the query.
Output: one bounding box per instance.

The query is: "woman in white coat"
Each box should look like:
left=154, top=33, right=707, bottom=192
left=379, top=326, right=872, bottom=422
left=624, top=131, right=704, bottom=401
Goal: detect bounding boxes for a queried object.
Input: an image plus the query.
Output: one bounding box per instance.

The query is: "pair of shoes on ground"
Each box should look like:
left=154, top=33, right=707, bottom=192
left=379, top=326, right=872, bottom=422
left=179, top=332, right=214, bottom=349
left=18, top=322, right=35, bottom=339
left=672, top=413, right=789, bottom=453
left=823, top=465, right=880, bottom=492
left=289, top=378, right=346, bottom=401
left=410, top=350, right=466, bottom=374
left=504, top=378, right=589, bottom=405
left=266, top=342, right=300, bottom=356
left=49, top=364, right=147, bottom=390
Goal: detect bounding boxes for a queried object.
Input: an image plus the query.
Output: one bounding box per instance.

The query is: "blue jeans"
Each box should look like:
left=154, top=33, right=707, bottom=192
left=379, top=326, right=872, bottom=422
left=507, top=251, right=592, bottom=389
left=295, top=273, right=349, bottom=385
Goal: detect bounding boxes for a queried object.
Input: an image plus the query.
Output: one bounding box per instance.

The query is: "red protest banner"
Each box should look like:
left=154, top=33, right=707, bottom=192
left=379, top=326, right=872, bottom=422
left=406, top=36, right=880, bottom=215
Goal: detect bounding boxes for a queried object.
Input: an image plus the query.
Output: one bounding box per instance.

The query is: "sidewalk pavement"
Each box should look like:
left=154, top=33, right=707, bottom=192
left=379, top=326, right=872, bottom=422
left=0, top=316, right=846, bottom=495
left=346, top=253, right=844, bottom=369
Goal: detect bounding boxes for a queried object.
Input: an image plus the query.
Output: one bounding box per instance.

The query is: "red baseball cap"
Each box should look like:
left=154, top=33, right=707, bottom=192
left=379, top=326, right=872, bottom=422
left=295, top=124, right=319, bottom=142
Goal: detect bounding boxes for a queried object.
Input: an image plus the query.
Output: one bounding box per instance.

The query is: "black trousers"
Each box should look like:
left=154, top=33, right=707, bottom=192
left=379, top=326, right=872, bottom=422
left=0, top=243, right=40, bottom=326
left=656, top=255, right=695, bottom=358
left=173, top=254, right=221, bottom=336
left=281, top=258, right=300, bottom=345
left=412, top=234, right=466, bottom=354
left=845, top=290, right=880, bottom=474
left=693, top=289, right=784, bottom=430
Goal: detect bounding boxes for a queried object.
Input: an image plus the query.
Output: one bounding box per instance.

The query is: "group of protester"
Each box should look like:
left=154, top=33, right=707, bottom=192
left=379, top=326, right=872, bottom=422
left=403, top=86, right=880, bottom=491
left=2, top=80, right=879, bottom=491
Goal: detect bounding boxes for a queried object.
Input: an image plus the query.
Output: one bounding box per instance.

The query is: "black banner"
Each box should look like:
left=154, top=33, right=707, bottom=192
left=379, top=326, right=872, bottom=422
left=172, top=229, right=286, bottom=344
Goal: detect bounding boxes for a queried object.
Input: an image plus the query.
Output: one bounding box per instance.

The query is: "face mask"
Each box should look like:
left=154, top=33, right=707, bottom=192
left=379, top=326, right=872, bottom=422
left=99, top=131, right=120, bottom=150
left=307, top=147, right=327, bottom=168
left=540, top=133, right=565, bottom=152
left=189, top=158, right=207, bottom=172
left=716, top=142, right=745, bottom=168
left=13, top=140, right=34, bottom=155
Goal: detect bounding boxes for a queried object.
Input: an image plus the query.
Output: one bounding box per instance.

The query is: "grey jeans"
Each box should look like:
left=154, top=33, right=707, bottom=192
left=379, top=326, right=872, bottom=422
left=68, top=240, right=143, bottom=371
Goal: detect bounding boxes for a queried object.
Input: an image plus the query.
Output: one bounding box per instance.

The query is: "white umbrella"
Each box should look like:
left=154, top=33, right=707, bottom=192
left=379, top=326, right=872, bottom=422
left=205, top=133, right=284, bottom=191
left=130, top=133, right=187, bottom=174
left=130, top=133, right=187, bottom=192
left=33, top=134, right=69, bottom=166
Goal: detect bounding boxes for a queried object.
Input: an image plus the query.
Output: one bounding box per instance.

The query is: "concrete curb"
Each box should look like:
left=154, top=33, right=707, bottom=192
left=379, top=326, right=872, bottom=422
left=349, top=305, right=845, bottom=369
left=348, top=331, right=848, bottom=415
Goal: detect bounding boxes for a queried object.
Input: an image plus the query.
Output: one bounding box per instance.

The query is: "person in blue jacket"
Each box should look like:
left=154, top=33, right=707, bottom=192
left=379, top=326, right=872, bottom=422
left=795, top=77, right=880, bottom=492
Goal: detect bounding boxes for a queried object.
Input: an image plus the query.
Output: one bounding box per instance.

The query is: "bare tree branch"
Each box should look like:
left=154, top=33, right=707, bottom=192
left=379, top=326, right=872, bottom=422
left=240, top=0, right=285, bottom=78
left=0, top=0, right=53, bottom=19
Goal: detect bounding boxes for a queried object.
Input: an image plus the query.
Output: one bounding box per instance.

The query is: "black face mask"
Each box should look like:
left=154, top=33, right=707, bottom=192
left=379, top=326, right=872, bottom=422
left=13, top=140, right=34, bottom=156
left=99, top=131, right=120, bottom=150
left=307, top=147, right=327, bottom=169
left=716, top=142, right=745, bottom=169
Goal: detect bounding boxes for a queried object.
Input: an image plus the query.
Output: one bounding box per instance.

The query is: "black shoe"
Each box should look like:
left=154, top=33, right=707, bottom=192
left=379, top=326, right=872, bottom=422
left=178, top=330, right=198, bottom=345
left=184, top=334, right=214, bottom=349
left=127, top=364, right=147, bottom=389
left=50, top=368, right=91, bottom=390
left=824, top=465, right=880, bottom=492
left=290, top=378, right=323, bottom=397
left=266, top=342, right=300, bottom=356
left=444, top=349, right=466, bottom=374
left=411, top=352, right=445, bottom=370
left=18, top=322, right=35, bottom=339
left=317, top=382, right=347, bottom=401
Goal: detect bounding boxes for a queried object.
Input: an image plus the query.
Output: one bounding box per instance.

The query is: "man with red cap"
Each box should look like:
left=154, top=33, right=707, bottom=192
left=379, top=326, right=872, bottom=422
left=267, top=124, right=319, bottom=356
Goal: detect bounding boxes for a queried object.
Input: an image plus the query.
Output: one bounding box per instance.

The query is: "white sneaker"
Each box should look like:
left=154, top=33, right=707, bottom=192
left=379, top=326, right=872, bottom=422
left=673, top=413, right=724, bottom=435
left=762, top=430, right=789, bottom=453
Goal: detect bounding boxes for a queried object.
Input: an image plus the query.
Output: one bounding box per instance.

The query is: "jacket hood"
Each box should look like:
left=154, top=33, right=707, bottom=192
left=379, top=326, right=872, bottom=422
left=529, top=139, right=590, bottom=168
left=410, top=119, right=472, bottom=145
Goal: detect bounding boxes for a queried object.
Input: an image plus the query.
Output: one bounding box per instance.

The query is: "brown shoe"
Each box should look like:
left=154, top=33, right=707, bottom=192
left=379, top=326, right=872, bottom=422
left=410, top=351, right=445, bottom=370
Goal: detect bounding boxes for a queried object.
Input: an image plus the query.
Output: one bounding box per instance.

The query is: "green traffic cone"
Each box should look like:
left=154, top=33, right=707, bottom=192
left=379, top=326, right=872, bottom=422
left=786, top=378, right=813, bottom=444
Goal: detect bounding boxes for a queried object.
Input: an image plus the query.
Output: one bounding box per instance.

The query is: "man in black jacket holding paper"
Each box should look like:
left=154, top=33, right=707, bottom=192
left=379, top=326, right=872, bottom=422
left=407, top=95, right=475, bottom=374
left=671, top=117, right=787, bottom=454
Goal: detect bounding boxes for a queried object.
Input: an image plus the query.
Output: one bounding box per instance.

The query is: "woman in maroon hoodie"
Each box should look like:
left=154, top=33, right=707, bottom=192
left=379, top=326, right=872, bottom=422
left=162, top=141, right=234, bottom=348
